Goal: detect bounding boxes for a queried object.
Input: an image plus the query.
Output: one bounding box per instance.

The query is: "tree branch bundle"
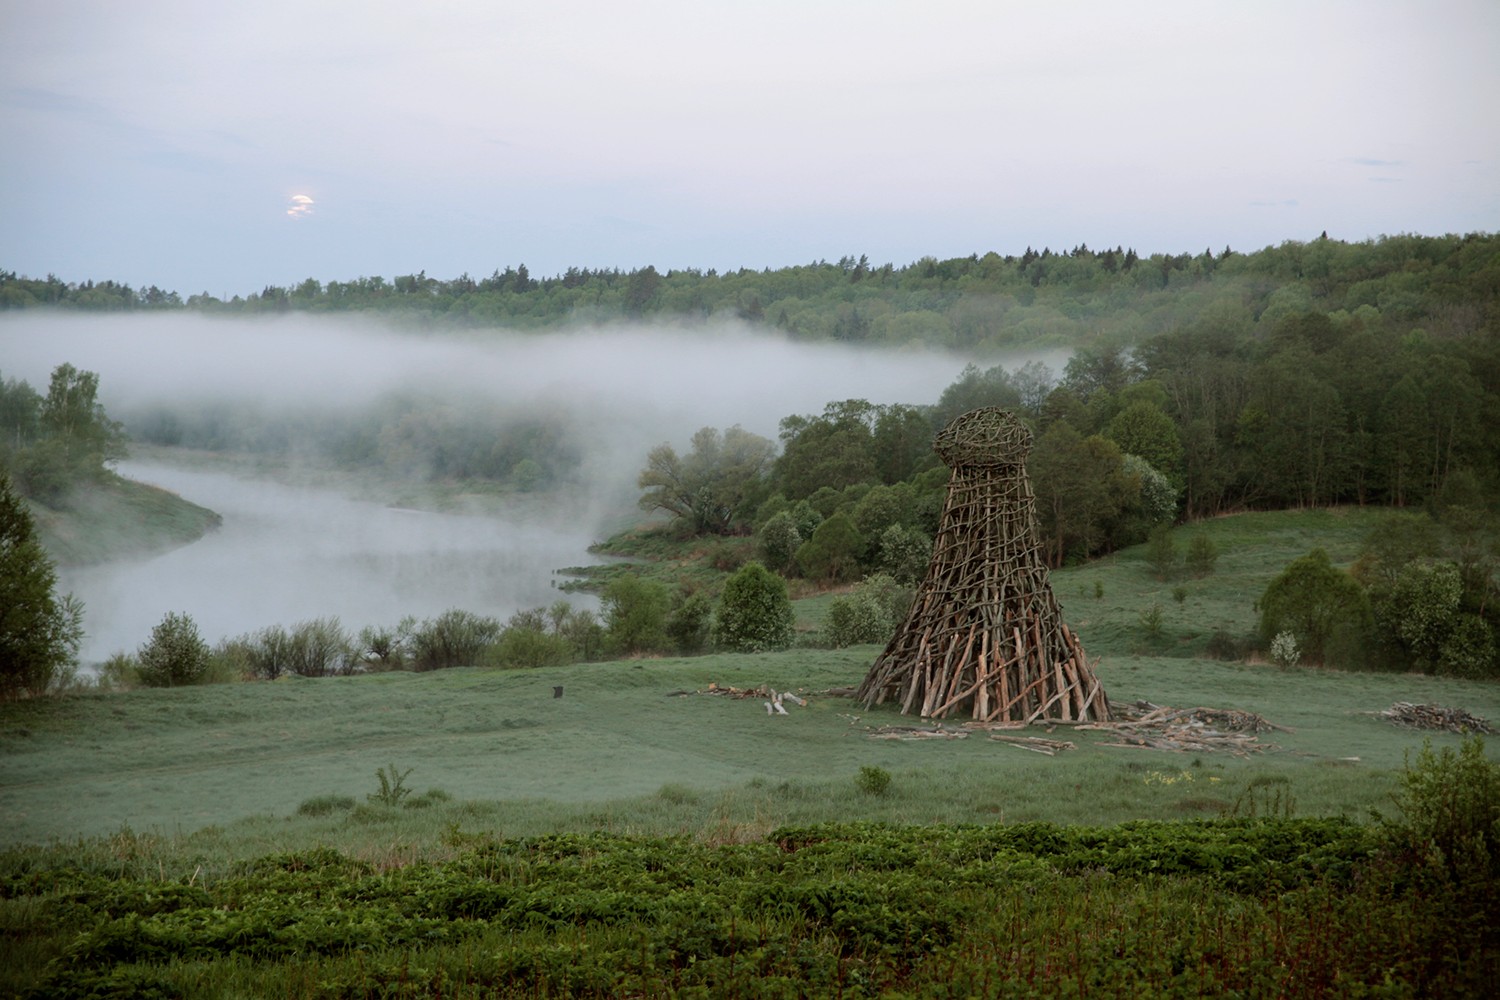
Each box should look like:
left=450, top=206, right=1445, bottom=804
left=1377, top=701, right=1493, bottom=734
left=1078, top=701, right=1288, bottom=755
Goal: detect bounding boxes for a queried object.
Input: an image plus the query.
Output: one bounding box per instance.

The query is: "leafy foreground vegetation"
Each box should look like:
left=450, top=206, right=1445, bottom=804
left=3, top=801, right=1495, bottom=997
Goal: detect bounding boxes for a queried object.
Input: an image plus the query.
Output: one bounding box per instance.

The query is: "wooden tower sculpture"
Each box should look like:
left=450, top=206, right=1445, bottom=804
left=857, top=407, right=1111, bottom=722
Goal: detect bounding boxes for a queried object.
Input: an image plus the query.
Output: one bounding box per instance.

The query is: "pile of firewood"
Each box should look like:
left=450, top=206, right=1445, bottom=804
left=1078, top=701, right=1289, bottom=756
left=1378, top=702, right=1494, bottom=734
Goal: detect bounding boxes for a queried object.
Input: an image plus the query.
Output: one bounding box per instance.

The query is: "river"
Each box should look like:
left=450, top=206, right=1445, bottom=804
left=59, top=458, right=603, bottom=663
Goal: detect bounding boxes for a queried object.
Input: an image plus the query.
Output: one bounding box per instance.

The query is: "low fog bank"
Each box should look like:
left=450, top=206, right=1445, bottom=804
left=5, top=312, right=1064, bottom=659
left=0, top=313, right=1058, bottom=475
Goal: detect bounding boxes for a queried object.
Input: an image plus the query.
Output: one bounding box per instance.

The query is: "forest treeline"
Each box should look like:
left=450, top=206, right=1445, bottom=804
left=3, top=232, right=1497, bottom=352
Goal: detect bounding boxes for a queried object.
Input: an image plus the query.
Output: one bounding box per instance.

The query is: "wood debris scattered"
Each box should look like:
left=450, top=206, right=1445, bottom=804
left=1378, top=702, right=1493, bottom=734
left=667, top=683, right=810, bottom=717
left=987, top=734, right=1075, bottom=755
left=1078, top=700, right=1288, bottom=756
left=866, top=724, right=970, bottom=741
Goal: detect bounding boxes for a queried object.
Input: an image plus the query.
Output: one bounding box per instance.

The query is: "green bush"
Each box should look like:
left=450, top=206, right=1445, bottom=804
left=665, top=591, right=713, bottom=655
left=1389, top=736, right=1500, bottom=884
left=756, top=510, right=802, bottom=574
left=287, top=617, right=357, bottom=677
left=1257, top=549, right=1372, bottom=668
left=369, top=763, right=414, bottom=806
left=794, top=512, right=864, bottom=583
left=877, top=523, right=931, bottom=584
left=358, top=624, right=406, bottom=670
left=601, top=576, right=671, bottom=656
left=404, top=609, right=502, bottom=671
left=297, top=795, right=357, bottom=817
left=1145, top=525, right=1179, bottom=580
left=492, top=625, right=573, bottom=669
left=1186, top=533, right=1219, bottom=577
left=0, top=473, right=84, bottom=700
left=824, top=573, right=912, bottom=648
left=825, top=592, right=886, bottom=647
left=135, top=611, right=210, bottom=687
left=713, top=562, right=794, bottom=653
left=856, top=766, right=892, bottom=797
left=95, top=651, right=140, bottom=691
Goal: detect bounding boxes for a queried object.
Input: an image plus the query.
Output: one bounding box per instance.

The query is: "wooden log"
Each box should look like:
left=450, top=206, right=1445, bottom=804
left=996, top=633, right=1010, bottom=722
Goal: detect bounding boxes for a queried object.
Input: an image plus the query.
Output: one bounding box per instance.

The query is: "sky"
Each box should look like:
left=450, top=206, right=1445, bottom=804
left=2, top=0, right=1497, bottom=297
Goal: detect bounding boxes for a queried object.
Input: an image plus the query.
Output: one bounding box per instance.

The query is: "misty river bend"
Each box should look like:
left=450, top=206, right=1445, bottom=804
left=61, top=459, right=602, bottom=663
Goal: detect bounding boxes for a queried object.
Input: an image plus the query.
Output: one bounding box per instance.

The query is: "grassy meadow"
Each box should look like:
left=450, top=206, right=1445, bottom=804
left=4, top=505, right=1497, bottom=855
left=3, top=505, right=1498, bottom=997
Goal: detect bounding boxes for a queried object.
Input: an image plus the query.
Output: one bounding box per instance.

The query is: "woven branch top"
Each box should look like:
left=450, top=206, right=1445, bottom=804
left=933, top=407, right=1033, bottom=468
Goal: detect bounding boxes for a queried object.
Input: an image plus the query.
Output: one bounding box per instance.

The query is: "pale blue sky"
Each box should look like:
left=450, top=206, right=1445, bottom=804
left=3, top=0, right=1496, bottom=296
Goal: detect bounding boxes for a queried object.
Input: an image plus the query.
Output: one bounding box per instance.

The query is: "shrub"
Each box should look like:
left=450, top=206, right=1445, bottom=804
left=358, top=624, right=406, bottom=670
left=1257, top=548, right=1372, bottom=668
left=856, top=766, right=892, bottom=797
left=794, top=512, right=864, bottom=584
left=877, top=523, right=932, bottom=584
left=1185, top=533, right=1219, bottom=577
left=136, top=611, right=211, bottom=687
left=405, top=609, right=502, bottom=671
left=1205, top=629, right=1254, bottom=661
left=287, top=617, right=356, bottom=677
left=665, top=591, right=713, bottom=655
left=96, top=651, right=139, bottom=691
left=369, top=763, right=414, bottom=806
left=297, top=795, right=357, bottom=817
left=1269, top=631, right=1300, bottom=670
left=714, top=561, right=794, bottom=653
left=757, top=510, right=802, bottom=574
left=825, top=573, right=912, bottom=648
left=1145, top=525, right=1179, bottom=580
left=492, top=625, right=573, bottom=669
left=825, top=593, right=886, bottom=647
left=240, top=625, right=295, bottom=680
left=1139, top=603, right=1164, bottom=638
left=1372, top=561, right=1498, bottom=677
left=0, top=473, right=84, bottom=700
left=1388, top=736, right=1500, bottom=884
left=601, top=576, right=671, bottom=656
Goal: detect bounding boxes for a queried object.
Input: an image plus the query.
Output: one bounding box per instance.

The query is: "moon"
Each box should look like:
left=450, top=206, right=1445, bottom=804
left=286, top=194, right=315, bottom=219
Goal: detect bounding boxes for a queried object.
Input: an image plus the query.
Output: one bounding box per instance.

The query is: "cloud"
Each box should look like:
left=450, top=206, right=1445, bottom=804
left=286, top=193, right=314, bottom=219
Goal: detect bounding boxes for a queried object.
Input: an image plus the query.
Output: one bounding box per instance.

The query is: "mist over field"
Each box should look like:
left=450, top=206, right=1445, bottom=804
left=2, top=313, right=1037, bottom=659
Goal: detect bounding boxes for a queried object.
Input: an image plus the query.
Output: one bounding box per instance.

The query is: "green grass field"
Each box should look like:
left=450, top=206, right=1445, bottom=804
left=4, top=505, right=1498, bottom=860
left=4, top=645, right=1496, bottom=857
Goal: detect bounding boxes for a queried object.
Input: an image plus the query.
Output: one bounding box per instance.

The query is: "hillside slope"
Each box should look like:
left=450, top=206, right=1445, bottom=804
left=29, top=473, right=221, bottom=566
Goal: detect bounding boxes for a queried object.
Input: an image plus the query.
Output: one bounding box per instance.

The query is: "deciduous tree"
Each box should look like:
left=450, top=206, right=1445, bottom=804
left=0, top=474, right=83, bottom=698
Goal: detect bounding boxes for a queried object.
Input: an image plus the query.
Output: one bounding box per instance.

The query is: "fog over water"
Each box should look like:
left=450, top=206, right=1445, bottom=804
left=2, top=313, right=1039, bottom=660
left=62, top=460, right=595, bottom=661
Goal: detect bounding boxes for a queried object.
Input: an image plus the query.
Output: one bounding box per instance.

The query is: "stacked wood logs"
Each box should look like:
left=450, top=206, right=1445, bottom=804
left=857, top=408, right=1111, bottom=723
left=1379, top=702, right=1493, bottom=734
